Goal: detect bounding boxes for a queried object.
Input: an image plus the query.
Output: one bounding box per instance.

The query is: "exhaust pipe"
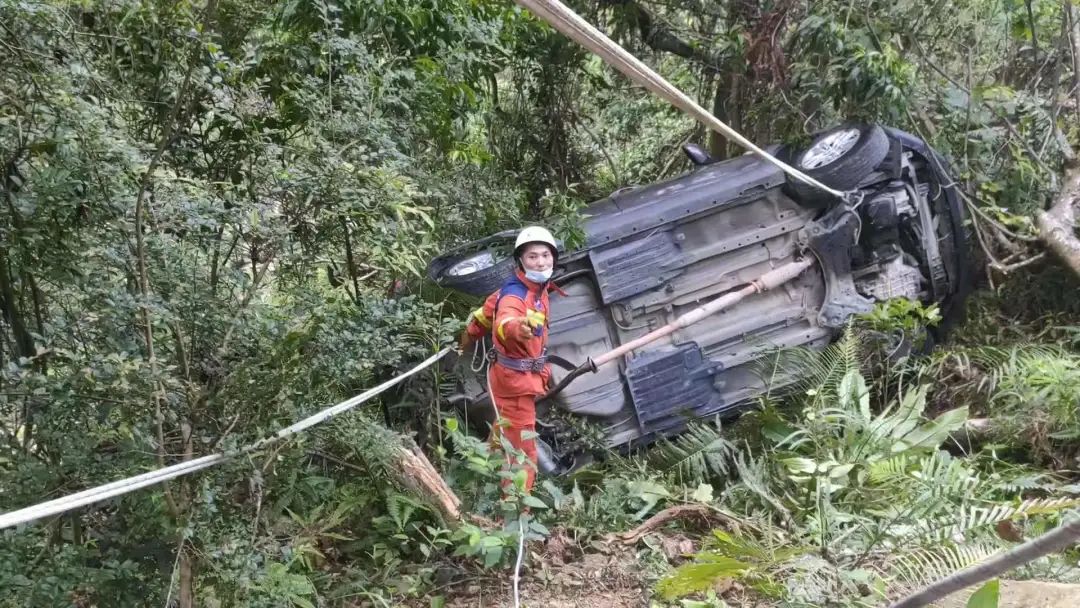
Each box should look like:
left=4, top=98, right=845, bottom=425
left=541, top=258, right=815, bottom=402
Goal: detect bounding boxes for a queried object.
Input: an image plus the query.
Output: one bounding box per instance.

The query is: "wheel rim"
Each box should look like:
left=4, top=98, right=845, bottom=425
left=800, top=128, right=861, bottom=169
left=445, top=251, right=495, bottom=276
left=442, top=250, right=496, bottom=276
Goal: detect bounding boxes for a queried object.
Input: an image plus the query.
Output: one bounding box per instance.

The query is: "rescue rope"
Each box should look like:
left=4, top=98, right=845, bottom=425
left=513, top=516, right=526, bottom=608
left=513, top=0, right=850, bottom=201
left=0, top=347, right=453, bottom=530
left=470, top=335, right=490, bottom=373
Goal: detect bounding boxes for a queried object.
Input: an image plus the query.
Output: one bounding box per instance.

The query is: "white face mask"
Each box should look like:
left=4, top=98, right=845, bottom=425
left=524, top=268, right=553, bottom=283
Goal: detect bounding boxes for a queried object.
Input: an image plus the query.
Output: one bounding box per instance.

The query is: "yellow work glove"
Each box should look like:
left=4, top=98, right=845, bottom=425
left=499, top=316, right=534, bottom=347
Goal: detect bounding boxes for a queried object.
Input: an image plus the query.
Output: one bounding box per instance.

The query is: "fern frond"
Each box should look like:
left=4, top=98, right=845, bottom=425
left=932, top=344, right=1077, bottom=396
left=869, top=451, right=981, bottom=503
left=917, top=498, right=1080, bottom=542
left=868, top=453, right=913, bottom=484
left=996, top=473, right=1059, bottom=494
left=754, top=327, right=864, bottom=402
left=655, top=555, right=752, bottom=600
left=731, top=451, right=793, bottom=525
left=909, top=452, right=980, bottom=501
left=386, top=493, right=425, bottom=531
left=1008, top=497, right=1080, bottom=517
left=891, top=542, right=1002, bottom=587
left=648, top=421, right=738, bottom=483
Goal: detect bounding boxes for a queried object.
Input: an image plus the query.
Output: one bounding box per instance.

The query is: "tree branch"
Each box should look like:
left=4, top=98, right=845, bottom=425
left=341, top=217, right=361, bottom=304
left=907, top=34, right=1056, bottom=177
left=607, top=504, right=743, bottom=545
left=890, top=512, right=1080, bottom=608
left=605, top=0, right=720, bottom=70
left=131, top=0, right=220, bottom=542
left=571, top=111, right=623, bottom=185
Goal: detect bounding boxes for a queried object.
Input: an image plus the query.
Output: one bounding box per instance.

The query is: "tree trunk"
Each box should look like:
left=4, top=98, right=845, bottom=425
left=1067, top=1, right=1080, bottom=127
left=208, top=224, right=225, bottom=297
left=0, top=252, right=34, bottom=359
left=0, top=251, right=37, bottom=451
left=727, top=65, right=745, bottom=158
left=1026, top=0, right=1040, bottom=61
left=711, top=0, right=755, bottom=157
left=1037, top=161, right=1080, bottom=277
left=176, top=421, right=196, bottom=608
left=707, top=79, right=729, bottom=159
left=178, top=547, right=194, bottom=608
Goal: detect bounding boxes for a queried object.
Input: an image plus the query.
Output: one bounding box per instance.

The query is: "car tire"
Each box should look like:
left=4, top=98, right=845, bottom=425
left=925, top=153, right=974, bottom=342
left=429, top=253, right=515, bottom=296
left=427, top=231, right=519, bottom=296
left=787, top=123, right=890, bottom=204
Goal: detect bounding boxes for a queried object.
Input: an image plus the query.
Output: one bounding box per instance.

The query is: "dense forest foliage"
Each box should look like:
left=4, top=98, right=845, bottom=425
left=3, top=0, right=1080, bottom=606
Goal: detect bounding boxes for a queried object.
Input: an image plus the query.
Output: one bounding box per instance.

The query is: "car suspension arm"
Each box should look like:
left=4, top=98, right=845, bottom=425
left=541, top=257, right=816, bottom=402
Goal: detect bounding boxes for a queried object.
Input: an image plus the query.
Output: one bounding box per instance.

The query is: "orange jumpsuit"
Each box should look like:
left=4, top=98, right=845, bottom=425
left=464, top=269, right=561, bottom=493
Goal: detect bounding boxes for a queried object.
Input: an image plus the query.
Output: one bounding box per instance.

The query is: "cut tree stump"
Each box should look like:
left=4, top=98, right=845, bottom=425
left=398, top=443, right=462, bottom=521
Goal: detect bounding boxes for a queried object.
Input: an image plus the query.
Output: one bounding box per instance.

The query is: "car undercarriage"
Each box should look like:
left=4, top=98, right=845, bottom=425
left=427, top=123, right=971, bottom=474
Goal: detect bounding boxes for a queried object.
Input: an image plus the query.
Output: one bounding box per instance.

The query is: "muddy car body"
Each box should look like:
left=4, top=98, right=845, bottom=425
left=428, top=124, right=970, bottom=472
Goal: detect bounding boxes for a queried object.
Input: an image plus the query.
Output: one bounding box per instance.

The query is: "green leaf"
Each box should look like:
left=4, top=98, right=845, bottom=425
left=966, top=579, right=999, bottom=608
left=627, top=479, right=671, bottom=519
left=829, top=463, right=856, bottom=479
left=839, top=368, right=870, bottom=417
left=782, top=457, right=818, bottom=474
left=512, top=468, right=529, bottom=490
left=901, top=406, right=969, bottom=451
left=691, top=483, right=714, bottom=503
left=656, top=557, right=751, bottom=599
left=627, top=480, right=671, bottom=499
left=483, top=546, right=504, bottom=568
left=522, top=495, right=548, bottom=509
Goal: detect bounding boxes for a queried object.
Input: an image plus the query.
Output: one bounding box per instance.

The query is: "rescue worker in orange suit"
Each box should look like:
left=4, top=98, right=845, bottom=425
left=458, top=226, right=562, bottom=494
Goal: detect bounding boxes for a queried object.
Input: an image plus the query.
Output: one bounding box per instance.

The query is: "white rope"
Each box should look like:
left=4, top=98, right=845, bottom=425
left=470, top=336, right=489, bottom=373
left=513, top=0, right=848, bottom=201
left=513, top=515, right=526, bottom=608
left=0, top=347, right=453, bottom=530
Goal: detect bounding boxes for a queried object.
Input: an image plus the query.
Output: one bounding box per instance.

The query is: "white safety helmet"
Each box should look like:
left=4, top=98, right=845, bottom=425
left=513, top=226, right=558, bottom=262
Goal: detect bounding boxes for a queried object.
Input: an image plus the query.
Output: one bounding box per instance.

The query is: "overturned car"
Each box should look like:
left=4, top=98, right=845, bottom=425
left=427, top=124, right=971, bottom=472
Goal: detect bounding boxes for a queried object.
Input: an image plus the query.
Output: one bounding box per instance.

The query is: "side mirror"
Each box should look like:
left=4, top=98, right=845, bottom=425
left=682, top=142, right=714, bottom=166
